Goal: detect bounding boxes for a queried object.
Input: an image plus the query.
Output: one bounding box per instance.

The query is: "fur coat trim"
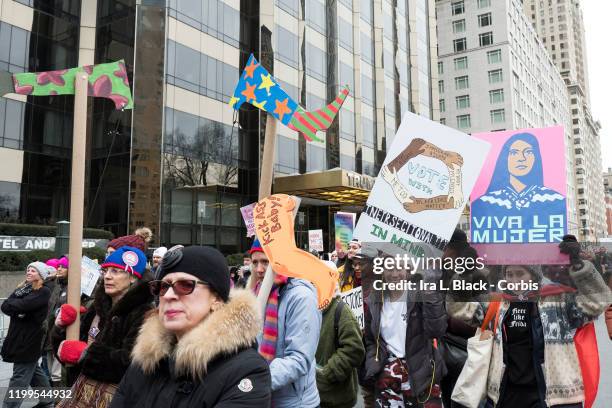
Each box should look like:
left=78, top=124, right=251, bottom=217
left=131, top=289, right=262, bottom=380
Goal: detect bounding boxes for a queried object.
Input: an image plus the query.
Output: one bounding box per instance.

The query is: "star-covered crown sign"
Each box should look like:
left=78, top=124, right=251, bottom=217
left=229, top=54, right=349, bottom=143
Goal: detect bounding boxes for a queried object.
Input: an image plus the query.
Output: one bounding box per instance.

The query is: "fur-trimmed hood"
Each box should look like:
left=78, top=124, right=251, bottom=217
left=132, top=289, right=262, bottom=380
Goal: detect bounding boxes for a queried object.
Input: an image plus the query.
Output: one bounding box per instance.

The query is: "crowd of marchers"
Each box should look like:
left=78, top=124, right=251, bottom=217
left=1, top=227, right=611, bottom=408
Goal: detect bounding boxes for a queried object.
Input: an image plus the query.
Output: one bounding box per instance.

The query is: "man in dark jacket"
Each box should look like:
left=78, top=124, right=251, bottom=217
left=363, top=267, right=447, bottom=407
left=315, top=294, right=365, bottom=408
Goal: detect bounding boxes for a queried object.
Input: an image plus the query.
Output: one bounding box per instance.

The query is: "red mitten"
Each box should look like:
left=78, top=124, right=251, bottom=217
left=58, top=340, right=87, bottom=364
left=55, top=304, right=77, bottom=327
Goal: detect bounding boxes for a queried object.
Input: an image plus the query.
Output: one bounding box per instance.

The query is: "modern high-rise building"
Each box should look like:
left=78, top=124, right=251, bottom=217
left=436, top=0, right=578, bottom=235
left=604, top=167, right=612, bottom=237
left=523, top=0, right=606, bottom=241
left=0, top=0, right=439, bottom=253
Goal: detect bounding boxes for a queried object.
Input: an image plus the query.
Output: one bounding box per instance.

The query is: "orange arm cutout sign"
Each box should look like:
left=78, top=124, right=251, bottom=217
left=253, top=194, right=338, bottom=309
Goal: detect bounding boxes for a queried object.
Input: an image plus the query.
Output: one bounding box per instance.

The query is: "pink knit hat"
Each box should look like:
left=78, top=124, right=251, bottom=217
left=46, top=258, right=60, bottom=269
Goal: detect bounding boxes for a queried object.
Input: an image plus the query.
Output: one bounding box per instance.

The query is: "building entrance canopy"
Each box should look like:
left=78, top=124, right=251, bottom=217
left=273, top=168, right=374, bottom=206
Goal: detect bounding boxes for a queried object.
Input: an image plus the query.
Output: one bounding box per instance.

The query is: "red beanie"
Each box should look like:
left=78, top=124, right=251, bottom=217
left=107, top=227, right=152, bottom=252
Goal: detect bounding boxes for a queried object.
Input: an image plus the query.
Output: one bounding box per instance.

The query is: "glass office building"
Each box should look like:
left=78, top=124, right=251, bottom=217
left=0, top=0, right=439, bottom=254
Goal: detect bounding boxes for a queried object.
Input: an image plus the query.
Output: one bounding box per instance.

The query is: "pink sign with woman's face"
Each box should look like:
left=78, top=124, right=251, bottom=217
left=470, top=126, right=568, bottom=264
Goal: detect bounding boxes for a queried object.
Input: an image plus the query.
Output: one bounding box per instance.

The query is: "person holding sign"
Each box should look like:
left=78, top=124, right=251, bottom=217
left=447, top=241, right=611, bottom=408
left=50, top=246, right=154, bottom=407
left=362, top=253, right=446, bottom=407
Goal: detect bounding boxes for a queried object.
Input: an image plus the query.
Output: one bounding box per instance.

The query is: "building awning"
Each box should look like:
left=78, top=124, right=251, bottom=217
left=273, top=168, right=374, bottom=205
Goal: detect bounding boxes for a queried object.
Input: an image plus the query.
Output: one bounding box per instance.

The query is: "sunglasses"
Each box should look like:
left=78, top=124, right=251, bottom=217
left=149, top=279, right=208, bottom=297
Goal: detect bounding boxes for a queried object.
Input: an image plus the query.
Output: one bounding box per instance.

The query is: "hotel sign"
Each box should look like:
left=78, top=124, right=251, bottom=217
left=0, top=236, right=107, bottom=251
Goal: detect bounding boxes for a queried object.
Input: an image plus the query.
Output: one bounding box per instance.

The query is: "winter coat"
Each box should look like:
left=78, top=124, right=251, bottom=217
left=257, top=278, right=322, bottom=408
left=1, top=281, right=52, bottom=363
left=110, top=289, right=271, bottom=408
left=447, top=261, right=611, bottom=407
left=50, top=272, right=154, bottom=386
left=363, top=287, right=447, bottom=398
left=315, top=296, right=365, bottom=408
left=43, top=277, right=68, bottom=352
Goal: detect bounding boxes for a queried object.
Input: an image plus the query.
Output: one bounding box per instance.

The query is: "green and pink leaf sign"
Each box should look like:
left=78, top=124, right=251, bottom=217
left=9, top=59, right=133, bottom=110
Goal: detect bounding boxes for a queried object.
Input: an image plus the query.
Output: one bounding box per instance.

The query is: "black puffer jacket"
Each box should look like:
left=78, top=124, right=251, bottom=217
left=1, top=281, right=52, bottom=363
left=110, top=289, right=271, bottom=408
left=363, top=287, right=447, bottom=398
left=50, top=272, right=154, bottom=386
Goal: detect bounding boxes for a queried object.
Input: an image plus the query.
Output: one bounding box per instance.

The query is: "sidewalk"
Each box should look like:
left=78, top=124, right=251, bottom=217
left=0, top=361, right=37, bottom=407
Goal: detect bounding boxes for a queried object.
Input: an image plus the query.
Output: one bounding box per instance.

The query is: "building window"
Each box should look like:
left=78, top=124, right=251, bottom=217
left=454, top=38, right=467, bottom=52
left=452, top=1, right=464, bottom=15
left=488, top=69, right=503, bottom=83
left=456, top=95, right=470, bottom=109
left=455, top=75, right=469, bottom=90
left=477, top=0, right=491, bottom=8
left=440, top=99, right=446, bottom=112
left=438, top=61, right=444, bottom=75
left=452, top=19, right=466, bottom=33
left=490, top=109, right=505, bottom=124
left=440, top=118, right=446, bottom=125
left=487, top=49, right=502, bottom=63
left=478, top=13, right=492, bottom=27
left=438, top=80, right=444, bottom=93
left=457, top=114, right=471, bottom=129
left=489, top=89, right=504, bottom=104
left=338, top=17, right=353, bottom=50
left=454, top=56, right=468, bottom=70
left=479, top=32, right=493, bottom=47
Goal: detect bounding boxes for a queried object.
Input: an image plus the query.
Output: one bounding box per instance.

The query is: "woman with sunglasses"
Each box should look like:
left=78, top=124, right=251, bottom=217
left=50, top=246, right=154, bottom=407
left=110, top=245, right=271, bottom=408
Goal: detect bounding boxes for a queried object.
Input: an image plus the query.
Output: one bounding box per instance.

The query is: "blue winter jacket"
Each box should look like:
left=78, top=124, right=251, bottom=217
left=258, top=278, right=322, bottom=408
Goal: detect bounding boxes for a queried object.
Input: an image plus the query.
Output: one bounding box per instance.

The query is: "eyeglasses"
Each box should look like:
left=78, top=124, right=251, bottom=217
left=148, top=279, right=208, bottom=297
left=100, top=268, right=128, bottom=277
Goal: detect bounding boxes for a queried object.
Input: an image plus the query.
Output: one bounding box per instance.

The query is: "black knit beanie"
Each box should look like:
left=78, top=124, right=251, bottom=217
left=159, top=246, right=230, bottom=302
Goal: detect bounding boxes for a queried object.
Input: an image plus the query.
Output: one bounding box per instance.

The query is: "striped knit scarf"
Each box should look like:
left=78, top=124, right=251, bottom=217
left=258, top=276, right=289, bottom=362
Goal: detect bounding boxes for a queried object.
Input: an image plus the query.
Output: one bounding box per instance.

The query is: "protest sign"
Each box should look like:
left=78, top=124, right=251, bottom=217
left=240, top=203, right=257, bottom=237
left=470, top=127, right=567, bottom=264
left=334, top=212, right=356, bottom=253
left=340, top=286, right=364, bottom=329
left=353, top=111, right=490, bottom=254
left=81, top=256, right=101, bottom=297
left=308, top=229, right=324, bottom=252
left=253, top=194, right=338, bottom=309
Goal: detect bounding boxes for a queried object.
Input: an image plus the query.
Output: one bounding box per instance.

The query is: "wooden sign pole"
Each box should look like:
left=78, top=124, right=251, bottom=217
left=66, top=73, right=88, bottom=340
left=256, top=114, right=278, bottom=320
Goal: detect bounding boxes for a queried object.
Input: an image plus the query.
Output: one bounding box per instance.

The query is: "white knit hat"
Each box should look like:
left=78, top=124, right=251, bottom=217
left=153, top=246, right=168, bottom=258
left=28, top=261, right=50, bottom=280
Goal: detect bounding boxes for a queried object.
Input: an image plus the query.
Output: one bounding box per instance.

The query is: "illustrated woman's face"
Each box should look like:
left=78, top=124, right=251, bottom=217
left=507, top=140, right=535, bottom=177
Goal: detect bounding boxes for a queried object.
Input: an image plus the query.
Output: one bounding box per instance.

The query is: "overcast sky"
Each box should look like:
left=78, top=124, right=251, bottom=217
left=581, top=0, right=612, bottom=171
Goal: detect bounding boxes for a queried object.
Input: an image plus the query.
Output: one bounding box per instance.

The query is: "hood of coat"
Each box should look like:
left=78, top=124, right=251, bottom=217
left=93, top=270, right=154, bottom=319
left=131, top=289, right=262, bottom=380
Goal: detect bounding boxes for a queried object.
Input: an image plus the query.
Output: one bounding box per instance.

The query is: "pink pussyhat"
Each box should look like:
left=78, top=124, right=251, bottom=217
left=46, top=258, right=61, bottom=269
left=57, top=257, right=69, bottom=268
